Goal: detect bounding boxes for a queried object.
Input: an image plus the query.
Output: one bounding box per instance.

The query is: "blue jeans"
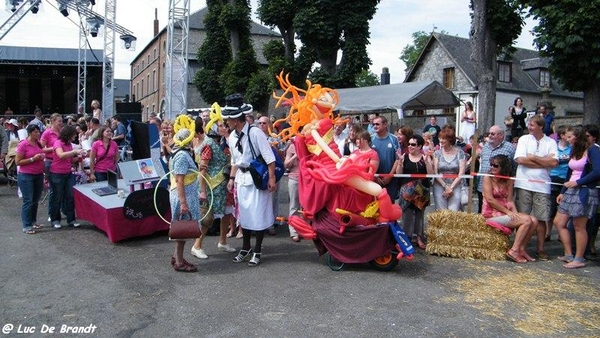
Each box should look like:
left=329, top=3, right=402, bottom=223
left=49, top=172, right=76, bottom=224
left=17, top=173, right=44, bottom=231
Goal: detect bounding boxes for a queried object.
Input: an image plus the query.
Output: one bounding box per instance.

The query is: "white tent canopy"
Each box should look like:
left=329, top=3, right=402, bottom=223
left=333, top=81, right=461, bottom=112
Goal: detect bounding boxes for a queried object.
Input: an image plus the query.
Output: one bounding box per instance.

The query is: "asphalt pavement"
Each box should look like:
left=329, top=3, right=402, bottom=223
left=1, top=177, right=599, bottom=337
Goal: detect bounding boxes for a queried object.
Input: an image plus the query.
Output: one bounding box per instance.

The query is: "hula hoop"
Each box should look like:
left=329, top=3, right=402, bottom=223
left=153, top=168, right=214, bottom=225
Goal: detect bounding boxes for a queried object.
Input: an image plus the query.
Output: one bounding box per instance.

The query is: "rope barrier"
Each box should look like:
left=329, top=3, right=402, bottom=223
left=373, top=172, right=600, bottom=188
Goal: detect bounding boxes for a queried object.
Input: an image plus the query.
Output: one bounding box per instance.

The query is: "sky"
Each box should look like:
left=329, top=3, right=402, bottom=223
left=0, top=0, right=538, bottom=83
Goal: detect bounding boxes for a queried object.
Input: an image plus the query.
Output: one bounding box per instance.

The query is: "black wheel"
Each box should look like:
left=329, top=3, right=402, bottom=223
left=326, top=253, right=345, bottom=271
left=369, top=252, right=399, bottom=271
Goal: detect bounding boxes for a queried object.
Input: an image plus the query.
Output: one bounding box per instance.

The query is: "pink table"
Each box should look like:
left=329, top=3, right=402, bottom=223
left=73, top=180, right=170, bottom=243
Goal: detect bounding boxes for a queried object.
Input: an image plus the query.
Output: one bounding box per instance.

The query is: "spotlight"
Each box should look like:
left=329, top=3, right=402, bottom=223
left=86, top=17, right=103, bottom=37
left=30, top=0, right=39, bottom=13
left=120, top=34, right=137, bottom=50
left=58, top=3, right=68, bottom=16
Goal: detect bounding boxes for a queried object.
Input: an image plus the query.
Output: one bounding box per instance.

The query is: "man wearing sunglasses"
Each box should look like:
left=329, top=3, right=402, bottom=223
left=371, top=116, right=400, bottom=202
left=477, top=125, right=515, bottom=213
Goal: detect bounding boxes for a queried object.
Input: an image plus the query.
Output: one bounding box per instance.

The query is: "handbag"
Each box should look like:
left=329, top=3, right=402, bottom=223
left=168, top=212, right=201, bottom=240
left=461, top=184, right=470, bottom=205
left=400, top=179, right=430, bottom=210
left=247, top=128, right=285, bottom=190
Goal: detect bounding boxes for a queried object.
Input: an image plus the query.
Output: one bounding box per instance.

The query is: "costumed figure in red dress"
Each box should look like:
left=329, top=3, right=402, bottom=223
left=272, top=73, right=409, bottom=263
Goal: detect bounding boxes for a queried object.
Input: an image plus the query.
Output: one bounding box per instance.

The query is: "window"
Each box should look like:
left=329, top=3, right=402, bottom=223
left=153, top=48, right=157, bottom=59
left=540, top=69, right=550, bottom=87
left=443, top=68, right=455, bottom=89
left=142, top=61, right=145, bottom=69
left=498, top=62, right=512, bottom=83
left=141, top=79, right=144, bottom=97
left=147, top=74, right=150, bottom=93
left=153, top=69, right=157, bottom=92
left=147, top=55, right=150, bottom=64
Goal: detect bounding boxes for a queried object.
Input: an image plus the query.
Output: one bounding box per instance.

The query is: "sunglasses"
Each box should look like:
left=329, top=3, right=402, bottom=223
left=408, top=143, right=418, bottom=147
left=490, top=163, right=500, bottom=168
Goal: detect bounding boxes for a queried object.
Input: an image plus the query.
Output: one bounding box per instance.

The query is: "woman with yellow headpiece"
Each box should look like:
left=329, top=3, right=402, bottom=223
left=169, top=115, right=201, bottom=272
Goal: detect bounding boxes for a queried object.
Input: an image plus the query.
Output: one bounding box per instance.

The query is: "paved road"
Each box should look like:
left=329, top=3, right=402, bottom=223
left=1, top=178, right=599, bottom=337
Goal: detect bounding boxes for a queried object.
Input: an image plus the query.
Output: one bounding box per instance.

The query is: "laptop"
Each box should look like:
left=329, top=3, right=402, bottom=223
left=92, top=170, right=119, bottom=196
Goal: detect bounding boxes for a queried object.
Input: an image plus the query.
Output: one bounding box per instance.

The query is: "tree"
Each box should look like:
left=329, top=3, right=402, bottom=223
left=470, top=0, right=523, bottom=132
left=400, top=31, right=434, bottom=71
left=355, top=69, right=380, bottom=87
left=520, top=0, right=600, bottom=125
left=258, top=0, right=380, bottom=88
left=193, top=0, right=232, bottom=105
left=194, top=0, right=265, bottom=110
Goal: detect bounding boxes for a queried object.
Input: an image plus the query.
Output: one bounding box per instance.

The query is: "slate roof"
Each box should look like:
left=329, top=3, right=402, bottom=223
left=405, top=33, right=581, bottom=99
left=188, top=7, right=280, bottom=37
left=0, top=46, right=103, bottom=65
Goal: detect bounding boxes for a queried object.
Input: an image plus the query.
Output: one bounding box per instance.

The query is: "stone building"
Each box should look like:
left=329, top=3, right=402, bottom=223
left=130, top=7, right=280, bottom=121
left=403, top=33, right=583, bottom=134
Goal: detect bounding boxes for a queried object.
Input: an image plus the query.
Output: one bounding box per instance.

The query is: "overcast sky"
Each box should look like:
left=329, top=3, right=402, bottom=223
left=0, top=0, right=537, bottom=83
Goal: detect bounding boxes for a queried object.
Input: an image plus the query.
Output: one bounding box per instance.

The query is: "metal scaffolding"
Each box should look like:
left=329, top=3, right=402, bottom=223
left=165, top=0, right=190, bottom=120
left=101, top=0, right=115, bottom=122
left=0, top=0, right=41, bottom=40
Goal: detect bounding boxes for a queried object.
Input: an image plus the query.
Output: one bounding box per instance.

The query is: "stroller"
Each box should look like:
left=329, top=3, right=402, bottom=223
left=1, top=140, right=18, bottom=187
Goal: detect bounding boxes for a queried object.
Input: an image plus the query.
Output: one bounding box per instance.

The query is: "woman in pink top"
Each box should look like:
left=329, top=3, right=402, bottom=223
left=88, top=126, right=119, bottom=182
left=15, top=125, right=47, bottom=234
left=49, top=125, right=84, bottom=229
left=350, top=130, right=379, bottom=174
left=554, top=126, right=600, bottom=268
left=482, top=154, right=537, bottom=263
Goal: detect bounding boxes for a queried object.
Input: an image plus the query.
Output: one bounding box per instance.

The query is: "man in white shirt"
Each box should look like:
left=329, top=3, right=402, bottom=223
left=514, top=114, right=558, bottom=260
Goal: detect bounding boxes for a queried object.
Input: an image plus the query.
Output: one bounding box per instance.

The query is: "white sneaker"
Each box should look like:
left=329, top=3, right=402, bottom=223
left=191, top=246, right=208, bottom=259
left=69, top=222, right=81, bottom=228
left=217, top=243, right=236, bottom=253
left=52, top=222, right=61, bottom=229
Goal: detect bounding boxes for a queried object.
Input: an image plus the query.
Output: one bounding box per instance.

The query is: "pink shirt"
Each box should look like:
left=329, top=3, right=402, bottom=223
left=568, top=155, right=587, bottom=182
left=15, top=139, right=44, bottom=175
left=50, top=140, right=74, bottom=174
left=41, top=129, right=60, bottom=161
left=91, top=140, right=118, bottom=173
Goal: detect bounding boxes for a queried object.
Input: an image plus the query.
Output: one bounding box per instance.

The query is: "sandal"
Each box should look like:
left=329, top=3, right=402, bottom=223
left=23, top=229, right=37, bottom=235
left=536, top=250, right=549, bottom=261
left=32, top=224, right=42, bottom=229
left=248, top=252, right=261, bottom=267
left=233, top=249, right=253, bottom=263
left=171, top=256, right=193, bottom=267
left=563, top=258, right=585, bottom=269
left=173, top=262, right=198, bottom=272
left=236, top=231, right=244, bottom=239
left=506, top=250, right=527, bottom=263
left=557, top=254, right=574, bottom=263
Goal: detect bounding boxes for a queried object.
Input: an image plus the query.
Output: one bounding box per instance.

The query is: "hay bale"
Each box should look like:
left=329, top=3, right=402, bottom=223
left=425, top=210, right=509, bottom=260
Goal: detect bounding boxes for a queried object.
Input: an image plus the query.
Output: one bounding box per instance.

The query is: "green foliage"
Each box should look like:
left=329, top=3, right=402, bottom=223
left=355, top=69, right=380, bottom=87
left=193, top=68, right=225, bottom=105
left=469, top=0, right=524, bottom=53
left=521, top=0, right=600, bottom=91
left=194, top=0, right=264, bottom=106
left=400, top=31, right=431, bottom=70
left=245, top=70, right=274, bottom=113
left=258, top=0, right=380, bottom=88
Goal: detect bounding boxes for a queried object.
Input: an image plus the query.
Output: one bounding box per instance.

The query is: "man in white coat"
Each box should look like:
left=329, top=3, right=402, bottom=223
left=223, top=94, right=277, bottom=267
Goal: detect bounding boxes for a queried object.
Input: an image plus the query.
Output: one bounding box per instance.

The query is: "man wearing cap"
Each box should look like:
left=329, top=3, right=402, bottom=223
left=223, top=93, right=276, bottom=267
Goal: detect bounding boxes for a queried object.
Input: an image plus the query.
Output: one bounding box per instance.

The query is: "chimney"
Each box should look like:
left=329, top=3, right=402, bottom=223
left=153, top=8, right=159, bottom=37
left=380, top=67, right=390, bottom=85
